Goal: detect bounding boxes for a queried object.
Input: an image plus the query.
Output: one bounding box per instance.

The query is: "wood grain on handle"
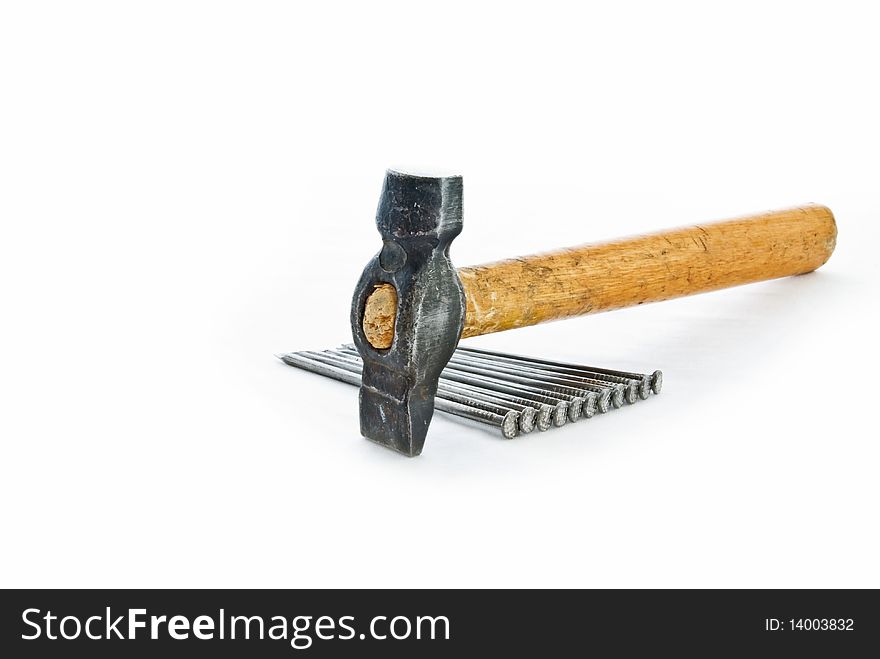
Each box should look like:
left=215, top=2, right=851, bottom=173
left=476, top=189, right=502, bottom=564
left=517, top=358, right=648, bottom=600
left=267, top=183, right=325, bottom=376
left=363, top=205, right=836, bottom=346
left=459, top=205, right=836, bottom=338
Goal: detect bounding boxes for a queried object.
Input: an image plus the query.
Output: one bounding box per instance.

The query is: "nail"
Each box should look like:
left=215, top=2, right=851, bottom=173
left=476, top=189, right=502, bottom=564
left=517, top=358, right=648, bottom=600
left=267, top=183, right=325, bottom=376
left=457, top=345, right=654, bottom=400
left=334, top=346, right=577, bottom=423
left=450, top=352, right=628, bottom=408
left=287, top=352, right=520, bottom=439
left=444, top=356, right=614, bottom=414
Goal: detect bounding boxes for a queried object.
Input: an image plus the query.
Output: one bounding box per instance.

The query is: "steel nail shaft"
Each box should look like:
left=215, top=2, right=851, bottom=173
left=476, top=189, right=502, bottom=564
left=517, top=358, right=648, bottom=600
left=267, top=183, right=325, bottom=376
left=457, top=345, right=661, bottom=399
left=281, top=352, right=520, bottom=439
left=333, top=346, right=576, bottom=425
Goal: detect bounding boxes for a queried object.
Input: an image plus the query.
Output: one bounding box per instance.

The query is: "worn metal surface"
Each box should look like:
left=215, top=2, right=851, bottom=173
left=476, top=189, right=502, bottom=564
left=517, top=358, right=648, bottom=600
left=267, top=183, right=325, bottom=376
left=350, top=170, right=466, bottom=456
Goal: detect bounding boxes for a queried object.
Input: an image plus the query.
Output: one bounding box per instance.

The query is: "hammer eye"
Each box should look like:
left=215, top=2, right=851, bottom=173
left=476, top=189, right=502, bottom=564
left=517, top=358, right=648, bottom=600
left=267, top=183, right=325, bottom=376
left=362, top=283, right=397, bottom=350
left=379, top=240, right=407, bottom=273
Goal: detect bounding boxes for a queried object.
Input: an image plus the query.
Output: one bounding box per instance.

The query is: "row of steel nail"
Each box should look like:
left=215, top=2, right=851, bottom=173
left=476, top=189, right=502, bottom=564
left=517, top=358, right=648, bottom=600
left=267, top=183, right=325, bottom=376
left=279, top=345, right=662, bottom=439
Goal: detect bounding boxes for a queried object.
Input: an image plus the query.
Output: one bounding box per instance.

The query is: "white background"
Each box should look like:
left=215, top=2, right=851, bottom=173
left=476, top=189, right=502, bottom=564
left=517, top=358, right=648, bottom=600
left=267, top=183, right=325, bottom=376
left=1, top=1, right=878, bottom=588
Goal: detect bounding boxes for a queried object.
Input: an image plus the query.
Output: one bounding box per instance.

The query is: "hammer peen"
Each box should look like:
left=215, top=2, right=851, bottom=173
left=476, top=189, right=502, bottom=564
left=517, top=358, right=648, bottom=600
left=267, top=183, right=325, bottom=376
left=351, top=170, right=836, bottom=456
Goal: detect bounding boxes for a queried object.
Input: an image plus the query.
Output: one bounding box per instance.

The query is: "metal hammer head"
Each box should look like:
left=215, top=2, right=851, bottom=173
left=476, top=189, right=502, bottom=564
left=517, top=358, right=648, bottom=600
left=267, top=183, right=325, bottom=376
left=350, top=170, right=465, bottom=456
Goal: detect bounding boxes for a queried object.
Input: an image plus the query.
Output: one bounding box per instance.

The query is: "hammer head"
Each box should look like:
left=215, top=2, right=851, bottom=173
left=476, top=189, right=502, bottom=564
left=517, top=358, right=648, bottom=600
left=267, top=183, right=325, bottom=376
left=351, top=170, right=465, bottom=456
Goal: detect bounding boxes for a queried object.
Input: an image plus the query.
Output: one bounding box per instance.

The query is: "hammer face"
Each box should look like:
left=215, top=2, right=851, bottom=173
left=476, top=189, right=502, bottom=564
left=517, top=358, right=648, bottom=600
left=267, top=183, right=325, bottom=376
left=351, top=170, right=465, bottom=456
left=358, top=380, right=435, bottom=456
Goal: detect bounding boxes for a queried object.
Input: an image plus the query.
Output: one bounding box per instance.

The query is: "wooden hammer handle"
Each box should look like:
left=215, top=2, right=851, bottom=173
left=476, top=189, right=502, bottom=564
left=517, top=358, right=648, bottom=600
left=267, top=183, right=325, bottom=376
left=457, top=205, right=836, bottom=338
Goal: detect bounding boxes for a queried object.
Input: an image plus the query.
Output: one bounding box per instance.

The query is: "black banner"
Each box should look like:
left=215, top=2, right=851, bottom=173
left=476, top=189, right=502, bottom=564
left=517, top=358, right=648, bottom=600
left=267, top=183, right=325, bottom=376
left=1, top=589, right=877, bottom=656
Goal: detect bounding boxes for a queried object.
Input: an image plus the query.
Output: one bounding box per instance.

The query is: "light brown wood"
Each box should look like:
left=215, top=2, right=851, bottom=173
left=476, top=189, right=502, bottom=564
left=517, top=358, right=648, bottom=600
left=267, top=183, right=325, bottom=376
left=363, top=283, right=396, bottom=349
left=363, top=204, right=837, bottom=347
left=459, top=205, right=836, bottom=338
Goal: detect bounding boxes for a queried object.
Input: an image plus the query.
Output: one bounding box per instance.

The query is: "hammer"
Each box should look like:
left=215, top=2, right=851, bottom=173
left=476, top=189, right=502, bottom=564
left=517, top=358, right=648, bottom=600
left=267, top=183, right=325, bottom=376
left=351, top=170, right=836, bottom=456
